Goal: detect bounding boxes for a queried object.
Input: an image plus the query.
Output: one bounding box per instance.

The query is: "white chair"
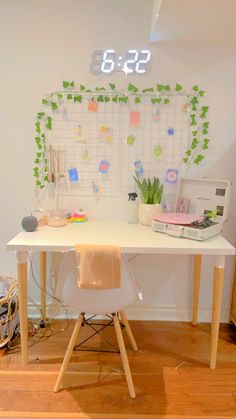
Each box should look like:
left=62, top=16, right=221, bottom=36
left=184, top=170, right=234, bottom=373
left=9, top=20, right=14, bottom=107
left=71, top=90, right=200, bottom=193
left=54, top=250, right=139, bottom=398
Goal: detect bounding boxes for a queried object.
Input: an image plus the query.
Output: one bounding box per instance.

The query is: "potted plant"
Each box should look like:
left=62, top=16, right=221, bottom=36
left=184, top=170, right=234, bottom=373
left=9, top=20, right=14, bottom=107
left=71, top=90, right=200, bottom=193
left=134, top=176, right=163, bottom=225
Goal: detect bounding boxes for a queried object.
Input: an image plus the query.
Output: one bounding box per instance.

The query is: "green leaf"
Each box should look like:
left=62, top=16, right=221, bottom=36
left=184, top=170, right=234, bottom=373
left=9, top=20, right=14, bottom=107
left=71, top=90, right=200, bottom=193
left=142, top=87, right=154, bottom=93
left=36, top=180, right=41, bottom=185
left=109, top=83, right=116, bottom=91
left=67, top=93, right=73, bottom=100
left=191, top=138, right=199, bottom=149
left=57, top=93, right=63, bottom=100
left=37, top=112, right=45, bottom=120
left=194, top=154, right=205, bottom=164
left=164, top=84, right=170, bottom=91
left=85, top=89, right=92, bottom=93
left=35, top=121, right=41, bottom=133
left=191, top=96, right=199, bottom=105
left=97, top=95, right=104, bottom=102
left=202, top=144, right=208, bottom=150
left=112, top=96, right=118, bottom=103
left=201, top=106, right=209, bottom=113
left=151, top=97, right=161, bottom=104
left=199, top=90, right=205, bottom=97
left=51, top=102, right=58, bottom=111
left=183, top=157, right=188, bottom=163
left=95, top=87, right=105, bottom=91
left=191, top=114, right=197, bottom=126
left=119, top=96, right=128, bottom=103
left=156, top=84, right=164, bottom=92
left=45, top=116, right=52, bottom=130
left=135, top=97, right=141, bottom=104
left=186, top=149, right=191, bottom=156
left=128, top=83, right=138, bottom=93
left=175, top=83, right=183, bottom=92
left=70, top=81, right=75, bottom=87
left=202, top=129, right=208, bottom=135
left=34, top=158, right=40, bottom=164
left=192, top=130, right=198, bottom=136
left=37, top=152, right=42, bottom=157
left=192, top=85, right=199, bottom=91
left=74, top=95, right=82, bottom=102
left=164, top=98, right=170, bottom=105
left=42, top=98, right=48, bottom=106
left=80, top=84, right=86, bottom=91
left=203, top=122, right=209, bottom=128
left=63, top=80, right=69, bottom=88
left=44, top=175, right=49, bottom=182
left=35, top=136, right=41, bottom=144
left=104, top=96, right=110, bottom=102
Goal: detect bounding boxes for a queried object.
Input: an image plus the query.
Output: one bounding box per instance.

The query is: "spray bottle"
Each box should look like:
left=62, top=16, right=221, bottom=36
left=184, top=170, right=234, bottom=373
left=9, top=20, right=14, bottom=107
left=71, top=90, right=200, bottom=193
left=128, top=192, right=138, bottom=224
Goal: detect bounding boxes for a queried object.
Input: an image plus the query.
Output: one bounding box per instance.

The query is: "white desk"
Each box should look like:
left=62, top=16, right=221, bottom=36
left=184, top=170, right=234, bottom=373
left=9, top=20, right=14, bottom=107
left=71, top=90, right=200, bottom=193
left=7, top=221, right=235, bottom=368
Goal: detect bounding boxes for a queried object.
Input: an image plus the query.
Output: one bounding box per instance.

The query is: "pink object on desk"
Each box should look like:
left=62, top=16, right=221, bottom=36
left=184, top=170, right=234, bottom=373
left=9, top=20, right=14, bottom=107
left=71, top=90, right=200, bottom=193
left=153, top=213, right=202, bottom=225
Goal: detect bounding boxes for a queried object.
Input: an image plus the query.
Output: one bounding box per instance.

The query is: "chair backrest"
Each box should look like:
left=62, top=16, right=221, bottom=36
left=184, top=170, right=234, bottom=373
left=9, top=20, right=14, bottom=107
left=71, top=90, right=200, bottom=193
left=55, top=250, right=139, bottom=314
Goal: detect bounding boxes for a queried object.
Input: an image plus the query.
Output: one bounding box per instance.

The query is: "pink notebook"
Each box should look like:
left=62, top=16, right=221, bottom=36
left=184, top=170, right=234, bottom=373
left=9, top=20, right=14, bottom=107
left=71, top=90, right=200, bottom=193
left=153, top=213, right=202, bottom=225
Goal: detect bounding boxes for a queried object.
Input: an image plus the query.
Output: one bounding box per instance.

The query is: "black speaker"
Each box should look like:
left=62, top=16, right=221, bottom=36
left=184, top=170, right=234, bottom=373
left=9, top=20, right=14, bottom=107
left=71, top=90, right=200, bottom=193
left=22, top=215, right=38, bottom=232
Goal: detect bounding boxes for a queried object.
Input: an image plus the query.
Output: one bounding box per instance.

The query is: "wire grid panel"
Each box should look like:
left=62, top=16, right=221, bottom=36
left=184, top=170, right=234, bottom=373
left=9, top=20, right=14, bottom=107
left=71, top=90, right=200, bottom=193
left=48, top=94, right=190, bottom=196
left=121, top=95, right=190, bottom=193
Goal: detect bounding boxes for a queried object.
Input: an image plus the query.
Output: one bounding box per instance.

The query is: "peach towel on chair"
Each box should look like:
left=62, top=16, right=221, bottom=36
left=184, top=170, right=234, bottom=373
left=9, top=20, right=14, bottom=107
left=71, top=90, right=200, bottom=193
left=75, top=244, right=121, bottom=289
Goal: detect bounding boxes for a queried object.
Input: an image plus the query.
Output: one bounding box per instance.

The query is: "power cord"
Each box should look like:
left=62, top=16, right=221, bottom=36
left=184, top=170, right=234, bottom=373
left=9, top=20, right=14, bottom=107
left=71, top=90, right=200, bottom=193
left=7, top=253, right=71, bottom=351
left=27, top=252, right=70, bottom=330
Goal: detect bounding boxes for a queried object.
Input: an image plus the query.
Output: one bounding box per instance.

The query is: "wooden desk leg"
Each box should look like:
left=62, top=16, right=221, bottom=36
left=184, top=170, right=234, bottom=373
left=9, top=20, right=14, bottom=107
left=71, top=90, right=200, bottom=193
left=17, top=251, right=28, bottom=365
left=40, top=251, right=47, bottom=322
left=192, top=255, right=202, bottom=325
left=210, top=255, right=225, bottom=369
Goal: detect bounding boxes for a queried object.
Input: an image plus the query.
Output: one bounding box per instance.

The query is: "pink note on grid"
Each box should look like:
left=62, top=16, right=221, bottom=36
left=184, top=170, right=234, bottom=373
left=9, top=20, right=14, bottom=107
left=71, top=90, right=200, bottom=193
left=153, top=213, right=202, bottom=225
left=130, top=111, right=140, bottom=126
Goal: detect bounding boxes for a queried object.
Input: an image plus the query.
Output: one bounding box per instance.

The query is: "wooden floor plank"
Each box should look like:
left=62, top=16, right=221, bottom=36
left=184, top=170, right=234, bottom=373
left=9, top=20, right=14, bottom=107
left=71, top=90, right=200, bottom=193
left=0, top=320, right=235, bottom=418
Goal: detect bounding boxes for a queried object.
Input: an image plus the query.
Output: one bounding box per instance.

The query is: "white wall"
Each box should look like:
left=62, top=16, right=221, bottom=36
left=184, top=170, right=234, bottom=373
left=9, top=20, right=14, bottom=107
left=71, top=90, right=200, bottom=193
left=0, top=0, right=235, bottom=321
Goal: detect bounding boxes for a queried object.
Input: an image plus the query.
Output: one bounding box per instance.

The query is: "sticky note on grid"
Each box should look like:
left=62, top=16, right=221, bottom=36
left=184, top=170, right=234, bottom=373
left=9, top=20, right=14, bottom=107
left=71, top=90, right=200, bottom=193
left=129, top=111, right=140, bottom=126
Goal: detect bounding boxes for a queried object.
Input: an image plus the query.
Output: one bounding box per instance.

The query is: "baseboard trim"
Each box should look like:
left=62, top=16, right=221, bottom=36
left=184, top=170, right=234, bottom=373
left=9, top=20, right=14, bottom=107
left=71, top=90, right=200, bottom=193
left=27, top=302, right=230, bottom=323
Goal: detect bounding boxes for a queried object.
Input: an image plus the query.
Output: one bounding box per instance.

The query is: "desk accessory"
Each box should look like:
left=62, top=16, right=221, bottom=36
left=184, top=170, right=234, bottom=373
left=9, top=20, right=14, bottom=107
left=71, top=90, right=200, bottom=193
left=48, top=211, right=67, bottom=227
left=134, top=176, right=163, bottom=225
left=152, top=177, right=231, bottom=240
left=22, top=215, right=38, bottom=232
left=128, top=193, right=138, bottom=224
left=70, top=209, right=87, bottom=223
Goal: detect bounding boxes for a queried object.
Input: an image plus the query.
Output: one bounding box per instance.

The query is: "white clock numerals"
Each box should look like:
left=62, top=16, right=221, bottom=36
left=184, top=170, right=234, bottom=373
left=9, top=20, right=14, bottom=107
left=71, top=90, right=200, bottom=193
left=101, top=50, right=116, bottom=73
left=90, top=49, right=151, bottom=74
left=123, top=49, right=139, bottom=74
left=90, top=50, right=104, bottom=75
left=135, top=50, right=151, bottom=74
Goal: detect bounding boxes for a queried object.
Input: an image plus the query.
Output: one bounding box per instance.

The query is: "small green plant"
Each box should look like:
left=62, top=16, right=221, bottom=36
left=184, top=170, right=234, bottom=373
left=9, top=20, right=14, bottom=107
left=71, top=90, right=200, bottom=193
left=134, top=176, right=163, bottom=204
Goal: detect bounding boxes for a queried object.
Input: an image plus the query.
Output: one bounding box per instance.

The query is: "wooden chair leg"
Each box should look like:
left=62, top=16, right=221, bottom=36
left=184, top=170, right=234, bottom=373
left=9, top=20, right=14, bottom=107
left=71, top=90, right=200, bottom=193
left=119, top=310, right=138, bottom=351
left=54, top=313, right=84, bottom=393
left=113, top=313, right=136, bottom=399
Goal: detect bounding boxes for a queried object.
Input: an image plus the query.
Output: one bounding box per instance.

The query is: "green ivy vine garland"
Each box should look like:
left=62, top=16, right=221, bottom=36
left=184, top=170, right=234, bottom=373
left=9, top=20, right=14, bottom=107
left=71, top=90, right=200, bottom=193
left=34, top=81, right=209, bottom=189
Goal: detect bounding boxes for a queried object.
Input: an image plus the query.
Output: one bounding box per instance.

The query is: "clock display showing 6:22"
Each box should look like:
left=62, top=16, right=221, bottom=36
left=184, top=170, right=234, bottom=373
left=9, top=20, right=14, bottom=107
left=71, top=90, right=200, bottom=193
left=90, top=49, right=151, bottom=75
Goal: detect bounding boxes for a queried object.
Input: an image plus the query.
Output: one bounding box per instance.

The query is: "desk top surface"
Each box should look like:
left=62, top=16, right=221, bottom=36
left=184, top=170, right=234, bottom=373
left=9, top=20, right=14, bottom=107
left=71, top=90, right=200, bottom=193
left=7, top=220, right=235, bottom=255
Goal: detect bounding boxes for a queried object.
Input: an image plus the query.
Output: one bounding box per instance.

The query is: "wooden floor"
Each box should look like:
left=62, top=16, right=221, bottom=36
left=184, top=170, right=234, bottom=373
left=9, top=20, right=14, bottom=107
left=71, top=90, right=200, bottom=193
left=0, top=319, right=236, bottom=419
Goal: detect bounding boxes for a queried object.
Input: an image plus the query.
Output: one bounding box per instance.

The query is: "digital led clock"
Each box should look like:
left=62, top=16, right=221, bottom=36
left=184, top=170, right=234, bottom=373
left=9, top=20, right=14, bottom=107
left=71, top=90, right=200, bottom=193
left=90, top=49, right=151, bottom=75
